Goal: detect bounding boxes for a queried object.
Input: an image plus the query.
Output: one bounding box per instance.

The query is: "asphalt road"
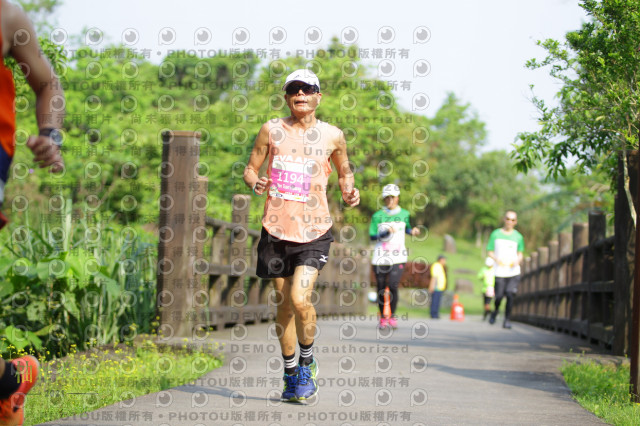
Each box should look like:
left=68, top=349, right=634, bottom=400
left=43, top=313, right=606, bottom=426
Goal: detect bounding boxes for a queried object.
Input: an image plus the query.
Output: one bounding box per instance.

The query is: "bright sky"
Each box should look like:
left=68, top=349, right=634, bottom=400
left=50, top=0, right=588, bottom=151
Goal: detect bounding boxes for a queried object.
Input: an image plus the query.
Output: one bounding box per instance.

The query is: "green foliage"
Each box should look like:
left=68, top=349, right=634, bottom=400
left=421, top=93, right=486, bottom=211
left=562, top=359, right=640, bottom=425
left=513, top=0, right=640, bottom=184
left=16, top=0, right=59, bottom=11
left=405, top=233, right=485, bottom=315
left=8, top=33, right=604, bottom=245
left=0, top=202, right=157, bottom=359
left=26, top=340, right=223, bottom=425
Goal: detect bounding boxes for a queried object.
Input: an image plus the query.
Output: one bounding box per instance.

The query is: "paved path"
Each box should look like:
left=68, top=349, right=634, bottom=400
left=44, top=315, right=608, bottom=426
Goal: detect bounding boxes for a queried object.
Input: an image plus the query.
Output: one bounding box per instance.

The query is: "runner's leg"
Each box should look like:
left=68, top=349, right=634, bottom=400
left=290, top=265, right=319, bottom=346
left=290, top=265, right=320, bottom=399
left=274, top=276, right=301, bottom=400
left=490, top=277, right=507, bottom=324
left=504, top=276, right=520, bottom=322
left=374, top=266, right=388, bottom=317
left=274, top=276, right=297, bottom=367
left=483, top=295, right=492, bottom=320
left=493, top=277, right=507, bottom=313
left=387, top=264, right=403, bottom=316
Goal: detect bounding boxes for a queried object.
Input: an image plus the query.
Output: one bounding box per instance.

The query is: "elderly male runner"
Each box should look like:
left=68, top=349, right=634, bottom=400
left=243, top=69, right=359, bottom=401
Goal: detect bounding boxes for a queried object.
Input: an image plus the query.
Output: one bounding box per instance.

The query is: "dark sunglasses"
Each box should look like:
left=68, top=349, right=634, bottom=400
left=285, top=83, right=319, bottom=95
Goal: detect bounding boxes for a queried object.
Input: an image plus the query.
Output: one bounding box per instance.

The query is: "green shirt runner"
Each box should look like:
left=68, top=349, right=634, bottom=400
left=486, top=229, right=525, bottom=278
left=369, top=207, right=412, bottom=265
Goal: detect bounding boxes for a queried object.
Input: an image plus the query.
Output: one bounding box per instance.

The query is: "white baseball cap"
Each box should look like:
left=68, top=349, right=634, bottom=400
left=485, top=257, right=494, bottom=267
left=282, top=69, right=321, bottom=91
left=382, top=184, right=400, bottom=198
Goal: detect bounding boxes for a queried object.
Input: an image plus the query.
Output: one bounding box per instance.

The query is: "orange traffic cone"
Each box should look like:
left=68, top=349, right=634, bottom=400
left=383, top=286, right=391, bottom=319
left=450, top=294, right=465, bottom=321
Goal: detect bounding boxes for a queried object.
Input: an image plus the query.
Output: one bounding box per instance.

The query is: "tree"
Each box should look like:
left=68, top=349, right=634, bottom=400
left=421, top=93, right=486, bottom=218
left=512, top=0, right=640, bottom=400
left=512, top=0, right=639, bottom=223
left=466, top=150, right=535, bottom=248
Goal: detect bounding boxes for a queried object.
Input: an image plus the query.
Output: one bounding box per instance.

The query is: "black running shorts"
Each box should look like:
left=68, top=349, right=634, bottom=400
left=256, top=227, right=334, bottom=278
left=494, top=276, right=520, bottom=298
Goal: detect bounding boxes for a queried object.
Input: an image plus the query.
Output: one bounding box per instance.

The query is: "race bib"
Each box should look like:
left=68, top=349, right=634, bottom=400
left=380, top=222, right=404, bottom=252
left=269, top=159, right=312, bottom=202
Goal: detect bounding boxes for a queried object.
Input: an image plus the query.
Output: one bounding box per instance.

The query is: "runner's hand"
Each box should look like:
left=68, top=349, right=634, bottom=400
left=343, top=188, right=360, bottom=207
left=411, top=227, right=420, bottom=236
left=27, top=135, right=64, bottom=173
left=253, top=177, right=271, bottom=195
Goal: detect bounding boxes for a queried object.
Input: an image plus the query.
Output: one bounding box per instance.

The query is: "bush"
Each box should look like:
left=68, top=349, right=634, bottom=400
left=0, top=201, right=157, bottom=359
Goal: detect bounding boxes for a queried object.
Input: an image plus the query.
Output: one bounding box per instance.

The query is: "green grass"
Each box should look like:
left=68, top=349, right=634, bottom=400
left=25, top=338, right=223, bottom=426
left=561, top=359, right=640, bottom=425
left=406, top=233, right=486, bottom=316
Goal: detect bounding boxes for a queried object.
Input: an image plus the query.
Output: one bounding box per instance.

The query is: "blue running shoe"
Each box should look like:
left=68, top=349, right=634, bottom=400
left=295, top=359, right=318, bottom=400
left=281, top=369, right=298, bottom=401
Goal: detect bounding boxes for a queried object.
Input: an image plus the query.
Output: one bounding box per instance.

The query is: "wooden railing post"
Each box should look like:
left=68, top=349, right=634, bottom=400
left=571, top=223, right=588, bottom=332
left=511, top=209, right=618, bottom=348
left=157, top=130, right=203, bottom=338
left=587, top=211, right=606, bottom=339
left=572, top=223, right=588, bottom=285
left=191, top=175, right=209, bottom=336
left=557, top=232, right=572, bottom=326
left=614, top=151, right=637, bottom=355
left=523, top=257, right=531, bottom=316
left=538, top=247, right=549, bottom=319
left=229, top=195, right=251, bottom=322
left=548, top=240, right=559, bottom=329
left=530, top=252, right=539, bottom=321
left=558, top=232, right=572, bottom=288
left=630, top=150, right=640, bottom=400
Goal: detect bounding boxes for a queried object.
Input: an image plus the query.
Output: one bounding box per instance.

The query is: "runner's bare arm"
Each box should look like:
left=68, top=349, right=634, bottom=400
left=244, top=123, right=271, bottom=195
left=7, top=2, right=65, bottom=172
left=330, top=130, right=359, bottom=207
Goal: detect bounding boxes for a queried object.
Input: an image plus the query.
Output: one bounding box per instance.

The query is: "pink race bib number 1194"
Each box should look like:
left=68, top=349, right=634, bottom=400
left=269, top=160, right=311, bottom=203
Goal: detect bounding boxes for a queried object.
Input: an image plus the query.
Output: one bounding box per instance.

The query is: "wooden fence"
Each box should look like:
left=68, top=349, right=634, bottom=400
left=156, top=131, right=370, bottom=338
left=513, top=152, right=638, bottom=355
left=512, top=212, right=616, bottom=348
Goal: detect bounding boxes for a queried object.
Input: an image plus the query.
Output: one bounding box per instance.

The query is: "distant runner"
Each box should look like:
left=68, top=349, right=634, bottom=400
left=369, top=184, right=420, bottom=328
left=478, top=257, right=495, bottom=320
left=487, top=210, right=524, bottom=329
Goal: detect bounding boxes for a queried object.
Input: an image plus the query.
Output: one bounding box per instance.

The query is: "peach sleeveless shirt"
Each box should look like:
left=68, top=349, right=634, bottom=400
left=262, top=118, right=337, bottom=243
